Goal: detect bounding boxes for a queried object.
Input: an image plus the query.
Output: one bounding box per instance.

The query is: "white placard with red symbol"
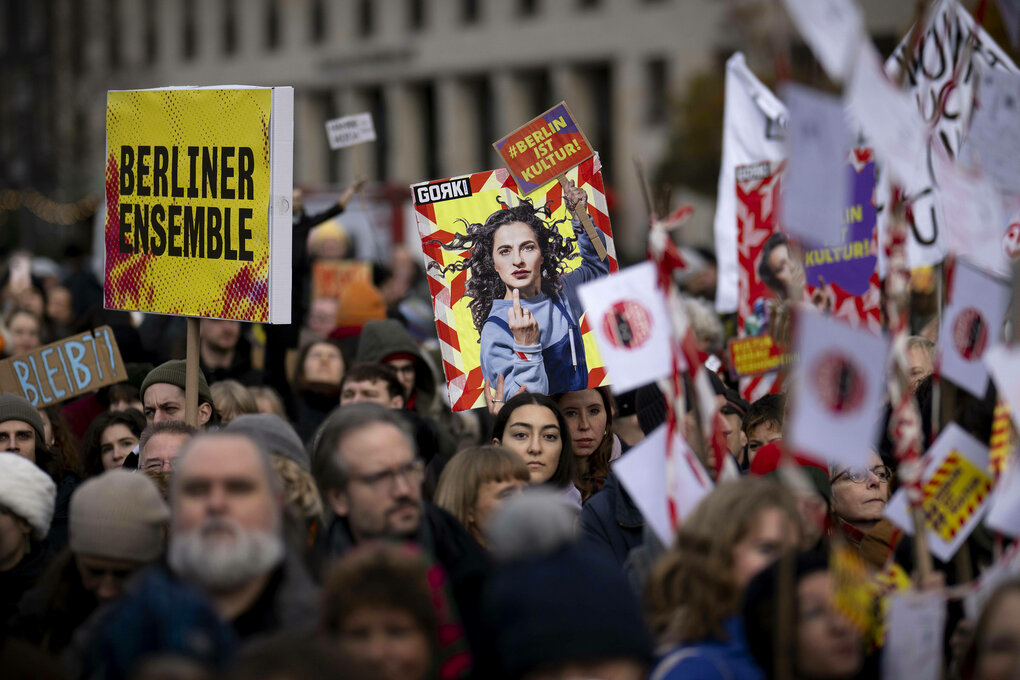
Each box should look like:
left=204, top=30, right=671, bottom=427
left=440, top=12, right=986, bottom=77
left=578, top=262, right=672, bottom=394
left=787, top=310, right=890, bottom=470
left=987, top=453, right=1020, bottom=536
left=612, top=424, right=713, bottom=546
left=937, top=259, right=1010, bottom=398
left=885, top=423, right=992, bottom=563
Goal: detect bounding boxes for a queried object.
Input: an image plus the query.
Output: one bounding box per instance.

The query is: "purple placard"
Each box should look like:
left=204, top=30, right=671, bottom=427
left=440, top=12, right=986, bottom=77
left=803, top=158, right=877, bottom=296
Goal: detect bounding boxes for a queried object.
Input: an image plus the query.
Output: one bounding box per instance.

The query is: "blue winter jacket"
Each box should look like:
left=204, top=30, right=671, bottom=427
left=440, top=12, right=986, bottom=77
left=479, top=217, right=608, bottom=396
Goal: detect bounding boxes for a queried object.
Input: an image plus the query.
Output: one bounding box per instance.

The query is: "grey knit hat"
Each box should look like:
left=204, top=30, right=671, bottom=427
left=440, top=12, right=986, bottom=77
left=70, top=469, right=170, bottom=562
left=226, top=413, right=310, bottom=472
left=139, top=360, right=212, bottom=404
left=0, top=393, right=46, bottom=442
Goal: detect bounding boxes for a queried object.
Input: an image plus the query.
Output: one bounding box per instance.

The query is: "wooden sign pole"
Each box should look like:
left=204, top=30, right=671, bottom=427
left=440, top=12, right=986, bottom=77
left=185, top=317, right=200, bottom=427
left=557, top=174, right=608, bottom=261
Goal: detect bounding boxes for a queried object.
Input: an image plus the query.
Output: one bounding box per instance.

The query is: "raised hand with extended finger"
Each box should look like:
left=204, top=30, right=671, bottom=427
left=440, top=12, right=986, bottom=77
left=507, top=288, right=541, bottom=346
left=482, top=373, right=527, bottom=416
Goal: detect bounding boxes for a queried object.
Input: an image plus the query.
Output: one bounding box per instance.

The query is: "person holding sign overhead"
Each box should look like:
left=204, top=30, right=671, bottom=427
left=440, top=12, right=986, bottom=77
left=435, top=180, right=608, bottom=400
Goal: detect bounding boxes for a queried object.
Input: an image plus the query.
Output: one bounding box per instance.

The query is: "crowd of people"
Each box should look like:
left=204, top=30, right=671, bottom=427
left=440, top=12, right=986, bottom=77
left=0, top=184, right=1015, bottom=680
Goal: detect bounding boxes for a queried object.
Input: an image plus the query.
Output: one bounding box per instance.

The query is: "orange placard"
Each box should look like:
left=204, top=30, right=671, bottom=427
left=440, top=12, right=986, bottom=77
left=311, top=259, right=371, bottom=300
left=493, top=101, right=594, bottom=195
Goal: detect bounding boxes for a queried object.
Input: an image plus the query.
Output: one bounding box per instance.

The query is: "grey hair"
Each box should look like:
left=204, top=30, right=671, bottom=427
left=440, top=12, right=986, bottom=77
left=486, top=487, right=577, bottom=562
left=682, top=296, right=725, bottom=355
left=312, top=403, right=417, bottom=494
left=906, top=335, right=935, bottom=360
left=171, top=431, right=284, bottom=505
left=138, top=420, right=197, bottom=463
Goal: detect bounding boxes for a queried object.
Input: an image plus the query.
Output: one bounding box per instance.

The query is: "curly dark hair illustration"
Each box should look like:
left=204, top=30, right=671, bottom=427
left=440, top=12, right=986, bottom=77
left=429, top=198, right=577, bottom=334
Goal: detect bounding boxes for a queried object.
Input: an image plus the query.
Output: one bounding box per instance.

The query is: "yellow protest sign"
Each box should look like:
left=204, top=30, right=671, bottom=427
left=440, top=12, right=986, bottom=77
left=104, top=86, right=293, bottom=323
left=921, top=450, right=993, bottom=543
left=831, top=546, right=877, bottom=635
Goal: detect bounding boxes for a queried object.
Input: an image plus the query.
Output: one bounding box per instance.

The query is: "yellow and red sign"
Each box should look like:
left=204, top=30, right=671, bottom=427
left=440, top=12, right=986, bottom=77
left=729, top=335, right=789, bottom=377
left=921, top=450, right=993, bottom=543
left=104, top=87, right=292, bottom=322
left=493, top=101, right=594, bottom=195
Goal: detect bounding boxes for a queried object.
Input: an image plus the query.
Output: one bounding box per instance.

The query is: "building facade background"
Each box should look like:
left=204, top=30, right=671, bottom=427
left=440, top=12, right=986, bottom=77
left=4, top=0, right=917, bottom=260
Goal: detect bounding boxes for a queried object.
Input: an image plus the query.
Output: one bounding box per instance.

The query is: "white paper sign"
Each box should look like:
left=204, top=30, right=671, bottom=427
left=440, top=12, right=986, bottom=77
left=985, top=345, right=1020, bottom=431
left=846, top=42, right=927, bottom=188
left=613, top=425, right=713, bottom=546
left=325, top=112, right=376, bottom=150
left=986, top=452, right=1020, bottom=536
left=787, top=311, right=890, bottom=469
left=782, top=83, right=849, bottom=247
left=714, top=53, right=788, bottom=314
left=578, top=262, right=673, bottom=394
left=885, top=423, right=991, bottom=563
left=781, top=0, right=865, bottom=82
left=935, top=152, right=1009, bottom=276
left=883, top=0, right=1018, bottom=270
left=967, top=68, right=1020, bottom=195
left=937, top=259, right=1010, bottom=397
left=882, top=591, right=947, bottom=680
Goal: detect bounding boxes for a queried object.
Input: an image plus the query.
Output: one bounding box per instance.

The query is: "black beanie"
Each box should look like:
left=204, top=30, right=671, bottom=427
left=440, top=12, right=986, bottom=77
left=484, top=543, right=653, bottom=679
left=635, top=383, right=667, bottom=436
left=0, top=393, right=46, bottom=441
left=139, top=360, right=212, bottom=404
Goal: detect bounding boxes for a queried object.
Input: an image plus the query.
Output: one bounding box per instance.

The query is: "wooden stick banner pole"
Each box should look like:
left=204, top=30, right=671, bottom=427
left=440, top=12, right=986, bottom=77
left=557, top=174, right=608, bottom=261
left=185, top=317, right=200, bottom=428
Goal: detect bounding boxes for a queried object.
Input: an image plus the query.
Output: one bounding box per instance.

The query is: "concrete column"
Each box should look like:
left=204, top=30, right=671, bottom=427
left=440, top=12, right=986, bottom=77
left=338, top=88, right=373, bottom=183
left=491, top=70, right=530, bottom=145
left=385, top=81, right=425, bottom=184
left=294, top=89, right=328, bottom=187
left=611, top=56, right=645, bottom=261
left=435, top=76, right=477, bottom=178
left=550, top=65, right=592, bottom=134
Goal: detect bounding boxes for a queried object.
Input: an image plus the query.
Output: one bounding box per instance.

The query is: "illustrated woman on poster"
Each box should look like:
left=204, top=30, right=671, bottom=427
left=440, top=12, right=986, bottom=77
left=434, top=180, right=609, bottom=399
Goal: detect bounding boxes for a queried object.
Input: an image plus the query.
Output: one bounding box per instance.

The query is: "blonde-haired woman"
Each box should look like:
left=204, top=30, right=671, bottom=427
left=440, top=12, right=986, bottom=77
left=434, top=445, right=530, bottom=549
left=647, top=477, right=802, bottom=680
left=209, top=379, right=258, bottom=425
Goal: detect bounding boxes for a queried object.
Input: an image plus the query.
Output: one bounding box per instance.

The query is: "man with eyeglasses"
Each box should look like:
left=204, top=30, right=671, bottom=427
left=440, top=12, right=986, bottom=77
left=829, top=450, right=899, bottom=567
left=312, top=403, right=490, bottom=673
left=137, top=421, right=196, bottom=474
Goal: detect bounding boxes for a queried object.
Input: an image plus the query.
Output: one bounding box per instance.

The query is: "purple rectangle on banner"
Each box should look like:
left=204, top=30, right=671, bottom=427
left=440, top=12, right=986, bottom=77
left=803, top=159, right=876, bottom=297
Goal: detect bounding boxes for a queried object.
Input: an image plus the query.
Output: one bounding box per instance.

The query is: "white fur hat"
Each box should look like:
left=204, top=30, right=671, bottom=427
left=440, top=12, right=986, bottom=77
left=0, top=452, right=56, bottom=540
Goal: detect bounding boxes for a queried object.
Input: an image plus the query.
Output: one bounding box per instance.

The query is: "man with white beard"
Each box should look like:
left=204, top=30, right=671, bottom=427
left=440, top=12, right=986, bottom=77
left=167, top=432, right=319, bottom=641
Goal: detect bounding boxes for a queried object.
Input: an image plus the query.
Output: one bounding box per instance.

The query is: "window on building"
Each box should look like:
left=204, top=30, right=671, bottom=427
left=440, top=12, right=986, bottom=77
left=521, top=68, right=551, bottom=113
left=520, top=0, right=538, bottom=16
left=73, top=110, right=88, bottom=165
left=223, top=0, right=238, bottom=55
left=182, top=0, right=197, bottom=60
left=462, top=0, right=480, bottom=23
left=367, top=87, right=388, bottom=180
left=310, top=0, right=326, bottom=43
left=357, top=0, right=374, bottom=37
left=70, top=1, right=85, bottom=74
left=266, top=0, right=280, bottom=50
left=419, top=83, right=438, bottom=181
left=408, top=0, right=425, bottom=30
left=143, top=0, right=157, bottom=65
left=466, top=76, right=494, bottom=170
left=106, top=0, right=121, bottom=69
left=586, top=64, right=613, bottom=183
left=646, top=58, right=668, bottom=123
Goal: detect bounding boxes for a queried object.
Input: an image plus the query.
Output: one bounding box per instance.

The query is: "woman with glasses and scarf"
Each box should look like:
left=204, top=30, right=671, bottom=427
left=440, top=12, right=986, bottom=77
left=828, top=450, right=900, bottom=568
